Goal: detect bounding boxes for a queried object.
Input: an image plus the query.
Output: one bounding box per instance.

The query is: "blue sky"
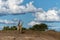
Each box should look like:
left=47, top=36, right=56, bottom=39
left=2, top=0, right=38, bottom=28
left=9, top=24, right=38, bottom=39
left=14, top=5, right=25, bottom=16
left=0, top=0, right=60, bottom=32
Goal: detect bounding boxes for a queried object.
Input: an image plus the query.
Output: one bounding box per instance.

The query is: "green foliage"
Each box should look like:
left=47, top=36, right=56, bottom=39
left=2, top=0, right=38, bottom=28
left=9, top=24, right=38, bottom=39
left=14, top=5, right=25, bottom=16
left=2, top=26, right=17, bottom=30
left=2, top=26, right=27, bottom=30
left=22, top=27, right=26, bottom=30
left=2, top=23, right=48, bottom=31
left=29, top=23, right=48, bottom=31
left=3, top=26, right=10, bottom=30
left=10, top=26, right=17, bottom=30
left=29, top=27, right=33, bottom=30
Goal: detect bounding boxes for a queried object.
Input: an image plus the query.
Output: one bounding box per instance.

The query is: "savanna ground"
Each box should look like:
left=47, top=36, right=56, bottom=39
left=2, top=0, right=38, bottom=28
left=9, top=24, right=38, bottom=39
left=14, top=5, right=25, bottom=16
left=0, top=30, right=60, bottom=40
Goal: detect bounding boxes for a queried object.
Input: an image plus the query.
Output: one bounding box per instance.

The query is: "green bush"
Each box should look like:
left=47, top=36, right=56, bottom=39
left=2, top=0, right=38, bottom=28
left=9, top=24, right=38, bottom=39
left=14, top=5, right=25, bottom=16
left=29, top=23, right=48, bottom=31
left=2, top=26, right=17, bottom=30
left=22, top=27, right=26, bottom=30
left=10, top=26, right=17, bottom=30
left=2, top=26, right=27, bottom=30
left=3, top=26, right=10, bottom=30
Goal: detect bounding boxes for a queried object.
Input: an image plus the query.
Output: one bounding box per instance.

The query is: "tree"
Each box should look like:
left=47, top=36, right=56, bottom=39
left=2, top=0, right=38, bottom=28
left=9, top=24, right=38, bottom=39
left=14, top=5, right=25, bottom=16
left=30, top=23, right=48, bottom=31
left=2, top=26, right=17, bottom=30
left=10, top=26, right=17, bottom=30
left=22, top=27, right=26, bottom=30
left=3, top=26, right=10, bottom=30
left=2, top=26, right=27, bottom=31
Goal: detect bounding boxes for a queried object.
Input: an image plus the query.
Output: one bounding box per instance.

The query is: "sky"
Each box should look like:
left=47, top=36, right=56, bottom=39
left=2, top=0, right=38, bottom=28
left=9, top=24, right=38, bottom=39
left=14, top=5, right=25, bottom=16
left=0, top=0, right=60, bottom=32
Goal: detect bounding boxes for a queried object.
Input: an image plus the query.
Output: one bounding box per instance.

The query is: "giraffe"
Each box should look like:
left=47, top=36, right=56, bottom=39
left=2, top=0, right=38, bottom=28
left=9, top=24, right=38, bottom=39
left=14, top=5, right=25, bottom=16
left=17, top=20, right=22, bottom=33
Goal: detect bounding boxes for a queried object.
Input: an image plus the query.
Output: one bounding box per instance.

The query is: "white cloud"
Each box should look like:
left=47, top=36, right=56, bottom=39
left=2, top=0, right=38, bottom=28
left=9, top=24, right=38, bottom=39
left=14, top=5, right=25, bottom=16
left=28, top=9, right=60, bottom=26
left=0, top=0, right=40, bottom=15
left=28, top=21, right=40, bottom=26
left=0, top=19, right=17, bottom=24
left=35, top=9, right=60, bottom=21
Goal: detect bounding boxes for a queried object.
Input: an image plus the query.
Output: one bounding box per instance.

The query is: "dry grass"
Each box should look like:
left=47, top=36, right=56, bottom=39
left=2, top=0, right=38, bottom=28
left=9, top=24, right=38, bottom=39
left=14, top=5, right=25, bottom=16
left=0, top=30, right=60, bottom=40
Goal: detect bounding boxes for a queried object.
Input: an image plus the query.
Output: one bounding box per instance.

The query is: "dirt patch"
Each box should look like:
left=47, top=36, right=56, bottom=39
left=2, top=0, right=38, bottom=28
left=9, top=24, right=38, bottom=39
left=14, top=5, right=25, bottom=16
left=0, top=30, right=60, bottom=40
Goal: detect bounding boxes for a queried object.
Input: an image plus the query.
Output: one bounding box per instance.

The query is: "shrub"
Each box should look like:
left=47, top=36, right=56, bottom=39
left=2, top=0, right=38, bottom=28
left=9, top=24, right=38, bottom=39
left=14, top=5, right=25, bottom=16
left=10, top=26, right=17, bottom=30
left=29, top=23, right=48, bottom=31
left=3, top=26, right=10, bottom=30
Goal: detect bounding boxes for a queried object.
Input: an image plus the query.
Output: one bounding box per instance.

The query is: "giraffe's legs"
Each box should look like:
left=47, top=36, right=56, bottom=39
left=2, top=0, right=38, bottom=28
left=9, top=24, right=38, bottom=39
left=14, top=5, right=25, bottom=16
left=17, top=26, right=22, bottom=33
